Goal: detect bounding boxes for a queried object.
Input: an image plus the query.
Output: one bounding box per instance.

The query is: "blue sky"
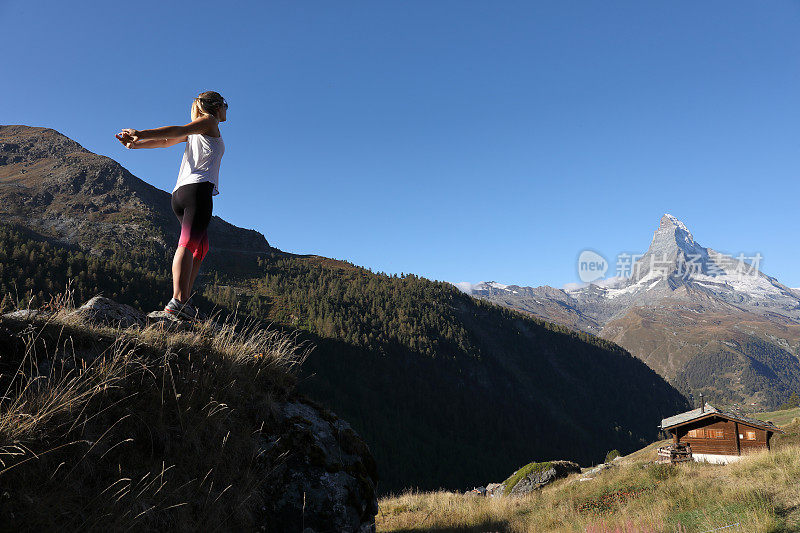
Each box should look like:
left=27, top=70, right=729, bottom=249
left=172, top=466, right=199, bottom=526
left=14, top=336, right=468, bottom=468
left=2, top=1, right=798, bottom=288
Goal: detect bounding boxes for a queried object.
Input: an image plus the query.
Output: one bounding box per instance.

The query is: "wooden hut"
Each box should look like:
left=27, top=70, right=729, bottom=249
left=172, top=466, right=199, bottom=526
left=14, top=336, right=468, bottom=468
left=659, top=402, right=783, bottom=464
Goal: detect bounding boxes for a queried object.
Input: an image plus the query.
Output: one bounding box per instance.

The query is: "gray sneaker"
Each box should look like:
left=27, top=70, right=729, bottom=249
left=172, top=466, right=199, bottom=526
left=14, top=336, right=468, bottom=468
left=164, top=298, right=198, bottom=321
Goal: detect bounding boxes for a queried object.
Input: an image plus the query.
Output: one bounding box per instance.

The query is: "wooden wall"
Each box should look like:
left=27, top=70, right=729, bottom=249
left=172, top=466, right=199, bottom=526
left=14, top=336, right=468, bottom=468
left=672, top=416, right=769, bottom=455
left=740, top=424, right=770, bottom=452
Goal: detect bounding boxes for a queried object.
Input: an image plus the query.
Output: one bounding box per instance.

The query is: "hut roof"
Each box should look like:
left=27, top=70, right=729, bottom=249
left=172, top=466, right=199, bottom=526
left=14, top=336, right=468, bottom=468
left=660, top=403, right=783, bottom=433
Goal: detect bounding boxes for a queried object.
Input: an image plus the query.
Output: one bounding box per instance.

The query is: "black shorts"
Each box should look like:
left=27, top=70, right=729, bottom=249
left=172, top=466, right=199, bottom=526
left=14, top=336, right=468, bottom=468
left=171, top=182, right=214, bottom=260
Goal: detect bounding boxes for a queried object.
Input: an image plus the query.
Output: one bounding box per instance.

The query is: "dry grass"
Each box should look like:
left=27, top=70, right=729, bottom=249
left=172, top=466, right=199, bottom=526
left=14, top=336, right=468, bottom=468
left=377, top=445, right=800, bottom=532
left=0, top=291, right=311, bottom=531
left=753, top=407, right=800, bottom=428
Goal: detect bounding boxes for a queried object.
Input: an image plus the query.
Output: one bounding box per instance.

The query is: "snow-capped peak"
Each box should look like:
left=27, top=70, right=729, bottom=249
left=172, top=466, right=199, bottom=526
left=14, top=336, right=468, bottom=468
left=454, top=213, right=800, bottom=329
left=453, top=281, right=513, bottom=294
left=648, top=213, right=700, bottom=256
left=662, top=213, right=690, bottom=236
left=475, top=281, right=509, bottom=291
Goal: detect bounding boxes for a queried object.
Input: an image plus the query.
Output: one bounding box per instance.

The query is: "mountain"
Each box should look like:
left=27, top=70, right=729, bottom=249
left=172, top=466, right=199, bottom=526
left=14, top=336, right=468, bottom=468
left=0, top=124, right=272, bottom=275
left=0, top=125, right=690, bottom=494
left=459, top=214, right=800, bottom=409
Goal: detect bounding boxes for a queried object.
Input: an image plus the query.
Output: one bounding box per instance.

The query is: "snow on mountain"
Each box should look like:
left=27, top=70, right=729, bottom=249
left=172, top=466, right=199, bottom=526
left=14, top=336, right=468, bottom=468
left=459, top=281, right=515, bottom=294
left=599, top=215, right=796, bottom=312
left=452, top=213, right=800, bottom=410
left=454, top=214, right=800, bottom=327
left=453, top=282, right=477, bottom=294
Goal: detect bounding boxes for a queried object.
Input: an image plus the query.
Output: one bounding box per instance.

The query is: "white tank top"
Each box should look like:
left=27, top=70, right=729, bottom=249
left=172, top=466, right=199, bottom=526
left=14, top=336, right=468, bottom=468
left=173, top=134, right=225, bottom=196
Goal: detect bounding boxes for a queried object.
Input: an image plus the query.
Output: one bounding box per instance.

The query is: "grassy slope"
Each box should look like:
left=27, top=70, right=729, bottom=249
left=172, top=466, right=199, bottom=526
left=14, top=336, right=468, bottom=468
left=753, top=407, right=800, bottom=427
left=0, top=305, right=307, bottom=532
left=377, top=446, right=800, bottom=532
left=376, top=415, right=800, bottom=532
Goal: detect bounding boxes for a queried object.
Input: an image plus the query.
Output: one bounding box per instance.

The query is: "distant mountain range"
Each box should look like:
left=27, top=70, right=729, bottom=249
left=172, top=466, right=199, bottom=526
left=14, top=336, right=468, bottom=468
left=456, top=214, right=800, bottom=409
left=0, top=125, right=690, bottom=494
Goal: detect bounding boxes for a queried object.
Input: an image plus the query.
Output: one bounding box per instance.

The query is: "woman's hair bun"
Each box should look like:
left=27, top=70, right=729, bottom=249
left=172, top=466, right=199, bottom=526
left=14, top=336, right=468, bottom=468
left=191, top=91, right=226, bottom=120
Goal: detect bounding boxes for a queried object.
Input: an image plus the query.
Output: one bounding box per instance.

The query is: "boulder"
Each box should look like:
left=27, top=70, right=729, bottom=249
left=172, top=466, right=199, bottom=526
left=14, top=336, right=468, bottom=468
left=486, top=482, right=503, bottom=497
left=145, top=310, right=224, bottom=333
left=2, top=309, right=41, bottom=320
left=145, top=310, right=195, bottom=332
left=583, top=462, right=616, bottom=477
left=258, top=398, right=379, bottom=533
left=501, top=460, right=581, bottom=496
left=68, top=296, right=145, bottom=328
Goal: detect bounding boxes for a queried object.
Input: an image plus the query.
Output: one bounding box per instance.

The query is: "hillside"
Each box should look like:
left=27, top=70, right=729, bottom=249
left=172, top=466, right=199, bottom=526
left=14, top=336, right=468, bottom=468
left=0, top=124, right=272, bottom=276
left=0, top=298, right=378, bottom=532
left=377, top=423, right=800, bottom=532
left=463, top=214, right=800, bottom=410
left=754, top=406, right=800, bottom=428
left=603, top=302, right=800, bottom=408
left=0, top=125, right=691, bottom=494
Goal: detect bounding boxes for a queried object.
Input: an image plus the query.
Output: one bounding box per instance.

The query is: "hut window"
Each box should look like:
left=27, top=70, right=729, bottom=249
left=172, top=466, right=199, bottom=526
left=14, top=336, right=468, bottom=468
left=687, top=428, right=723, bottom=438
left=746, top=431, right=756, bottom=441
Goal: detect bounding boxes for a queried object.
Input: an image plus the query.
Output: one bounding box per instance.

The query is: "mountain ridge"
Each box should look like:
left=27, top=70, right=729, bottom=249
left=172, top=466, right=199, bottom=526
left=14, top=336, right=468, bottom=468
left=0, top=125, right=273, bottom=274
left=458, top=214, right=800, bottom=409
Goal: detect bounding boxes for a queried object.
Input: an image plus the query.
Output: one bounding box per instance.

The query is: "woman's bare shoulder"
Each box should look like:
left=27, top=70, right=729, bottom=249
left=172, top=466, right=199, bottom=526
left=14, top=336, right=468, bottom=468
left=200, top=115, right=221, bottom=137
left=181, top=116, right=221, bottom=138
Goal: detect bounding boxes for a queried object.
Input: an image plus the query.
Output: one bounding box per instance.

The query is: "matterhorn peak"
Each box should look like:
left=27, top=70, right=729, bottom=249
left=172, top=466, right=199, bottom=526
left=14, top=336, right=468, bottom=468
left=618, top=214, right=709, bottom=284
left=661, top=213, right=690, bottom=235
left=649, top=213, right=701, bottom=256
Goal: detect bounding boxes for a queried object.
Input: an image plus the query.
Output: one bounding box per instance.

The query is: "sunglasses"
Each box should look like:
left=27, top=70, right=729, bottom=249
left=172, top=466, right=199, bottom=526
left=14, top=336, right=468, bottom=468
left=196, top=96, right=228, bottom=109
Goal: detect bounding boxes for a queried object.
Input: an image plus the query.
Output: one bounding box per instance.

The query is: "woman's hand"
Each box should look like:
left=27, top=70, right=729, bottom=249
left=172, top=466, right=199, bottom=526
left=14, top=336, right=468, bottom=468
left=115, top=130, right=138, bottom=149
left=119, top=129, right=140, bottom=142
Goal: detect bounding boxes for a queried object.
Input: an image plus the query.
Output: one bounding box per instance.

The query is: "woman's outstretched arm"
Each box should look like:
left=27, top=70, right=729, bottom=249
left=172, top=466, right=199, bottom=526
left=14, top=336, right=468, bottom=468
left=117, top=137, right=187, bottom=149
left=118, top=115, right=216, bottom=142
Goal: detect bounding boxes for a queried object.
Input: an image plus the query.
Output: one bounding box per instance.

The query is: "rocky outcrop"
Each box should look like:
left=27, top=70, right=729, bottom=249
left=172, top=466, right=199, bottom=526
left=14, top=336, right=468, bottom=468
left=76, top=297, right=379, bottom=531
left=1, top=309, right=40, bottom=320
left=145, top=310, right=198, bottom=332
left=582, top=461, right=616, bottom=478
left=576, top=460, right=618, bottom=482
left=67, top=295, right=145, bottom=328
left=499, top=460, right=581, bottom=496
left=260, top=399, right=379, bottom=533
left=1, top=296, right=379, bottom=532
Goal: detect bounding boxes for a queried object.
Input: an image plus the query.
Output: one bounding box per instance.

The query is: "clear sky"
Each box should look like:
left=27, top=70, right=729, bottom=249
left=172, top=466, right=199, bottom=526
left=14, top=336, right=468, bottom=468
left=2, top=1, right=798, bottom=288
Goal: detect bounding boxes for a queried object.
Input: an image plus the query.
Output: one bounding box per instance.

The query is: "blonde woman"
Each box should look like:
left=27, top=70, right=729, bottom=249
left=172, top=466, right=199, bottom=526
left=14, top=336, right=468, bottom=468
left=116, top=91, right=227, bottom=319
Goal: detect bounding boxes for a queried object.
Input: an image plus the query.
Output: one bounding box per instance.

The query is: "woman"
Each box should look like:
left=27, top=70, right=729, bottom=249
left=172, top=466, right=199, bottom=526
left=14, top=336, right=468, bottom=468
left=116, top=91, right=227, bottom=320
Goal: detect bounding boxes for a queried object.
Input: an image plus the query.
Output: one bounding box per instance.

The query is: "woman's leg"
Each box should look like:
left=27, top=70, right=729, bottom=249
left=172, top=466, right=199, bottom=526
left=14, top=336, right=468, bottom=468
left=187, top=242, right=205, bottom=296
left=172, top=246, right=195, bottom=302
left=171, top=184, right=205, bottom=303
left=170, top=189, right=191, bottom=303
left=176, top=184, right=213, bottom=302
